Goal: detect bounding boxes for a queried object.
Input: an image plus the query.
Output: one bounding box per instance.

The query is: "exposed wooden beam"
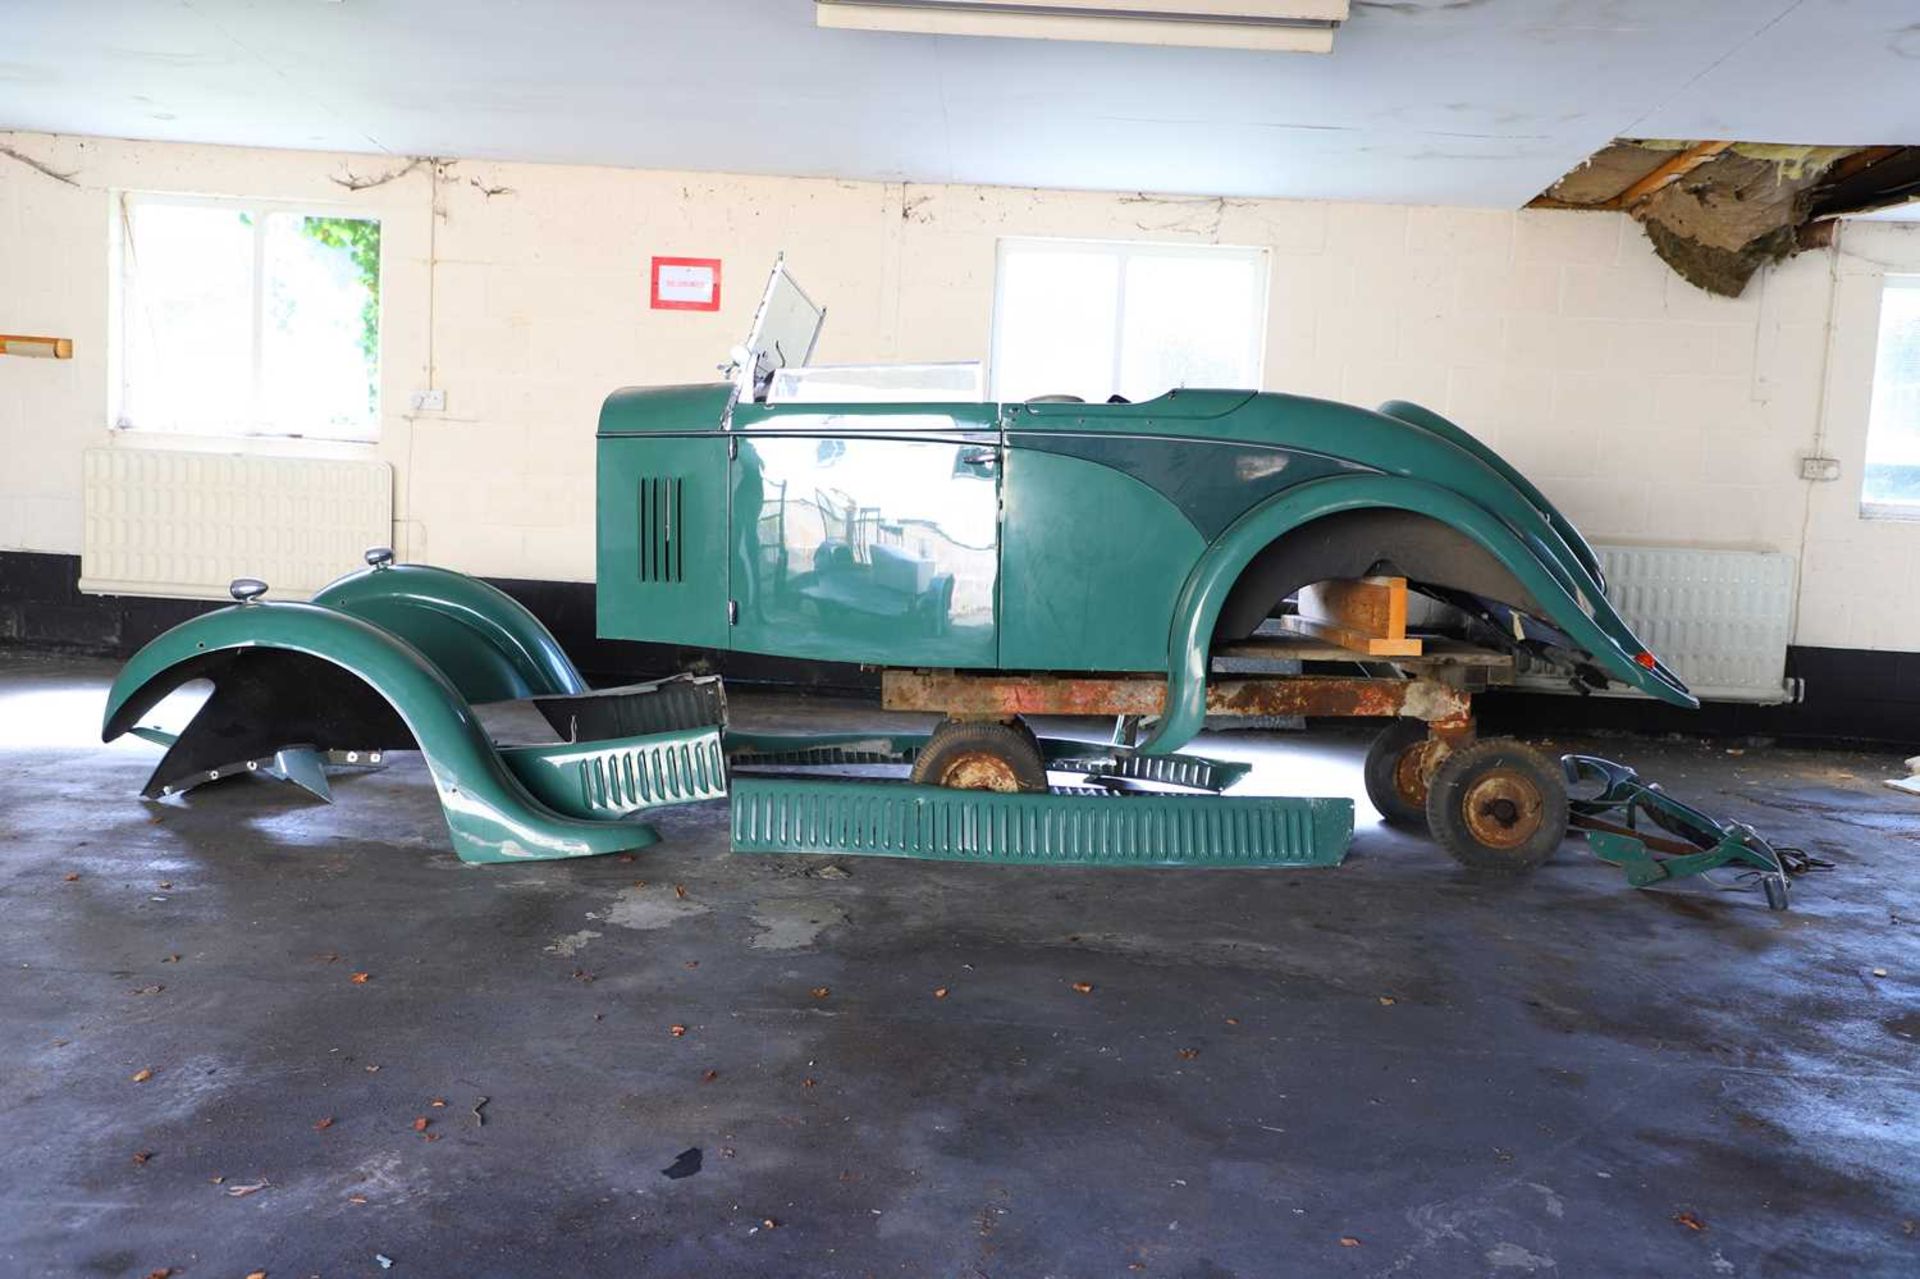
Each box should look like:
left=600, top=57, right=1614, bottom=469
left=1601, top=141, right=1733, bottom=209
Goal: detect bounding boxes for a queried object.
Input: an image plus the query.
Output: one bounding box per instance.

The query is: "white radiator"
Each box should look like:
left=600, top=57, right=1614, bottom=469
left=1520, top=544, right=1797, bottom=704
left=81, top=448, right=392, bottom=600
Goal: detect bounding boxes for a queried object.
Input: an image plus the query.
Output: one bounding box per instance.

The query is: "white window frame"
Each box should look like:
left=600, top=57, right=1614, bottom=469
left=1861, top=273, right=1920, bottom=521
left=113, top=190, right=383, bottom=442
left=988, top=236, right=1269, bottom=402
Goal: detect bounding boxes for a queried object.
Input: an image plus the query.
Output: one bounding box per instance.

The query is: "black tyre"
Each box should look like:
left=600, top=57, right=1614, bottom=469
left=910, top=720, right=1049, bottom=793
left=1363, top=719, right=1445, bottom=829
left=1424, top=738, right=1569, bottom=875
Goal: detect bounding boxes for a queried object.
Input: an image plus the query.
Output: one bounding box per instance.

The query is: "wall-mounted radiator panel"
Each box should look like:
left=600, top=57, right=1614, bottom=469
left=1520, top=544, right=1797, bottom=704
left=81, top=448, right=392, bottom=600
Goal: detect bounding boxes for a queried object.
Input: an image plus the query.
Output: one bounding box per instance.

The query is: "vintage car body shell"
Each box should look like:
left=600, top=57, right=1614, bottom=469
left=595, top=383, right=1693, bottom=756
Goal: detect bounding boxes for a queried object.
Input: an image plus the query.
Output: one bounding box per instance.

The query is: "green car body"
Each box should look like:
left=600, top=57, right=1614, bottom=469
left=597, top=383, right=1692, bottom=753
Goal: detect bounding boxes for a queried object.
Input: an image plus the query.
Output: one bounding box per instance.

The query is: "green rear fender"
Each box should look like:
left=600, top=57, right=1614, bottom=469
left=102, top=603, right=652, bottom=863
left=310, top=562, right=586, bottom=703
left=1139, top=475, right=1696, bottom=756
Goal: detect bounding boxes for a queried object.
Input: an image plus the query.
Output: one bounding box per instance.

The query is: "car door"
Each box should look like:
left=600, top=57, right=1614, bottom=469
left=727, top=402, right=1002, bottom=668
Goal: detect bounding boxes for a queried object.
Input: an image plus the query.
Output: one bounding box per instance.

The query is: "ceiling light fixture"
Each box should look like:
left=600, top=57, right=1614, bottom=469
left=815, top=0, right=1347, bottom=53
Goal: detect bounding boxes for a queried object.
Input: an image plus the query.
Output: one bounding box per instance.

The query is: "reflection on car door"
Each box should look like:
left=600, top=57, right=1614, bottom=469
left=728, top=405, right=1001, bottom=667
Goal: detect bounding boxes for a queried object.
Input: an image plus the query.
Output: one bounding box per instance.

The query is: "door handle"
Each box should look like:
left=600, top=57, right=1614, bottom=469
left=957, top=447, right=998, bottom=468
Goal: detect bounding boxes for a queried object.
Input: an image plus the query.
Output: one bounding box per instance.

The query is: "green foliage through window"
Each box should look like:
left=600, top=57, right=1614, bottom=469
left=299, top=216, right=382, bottom=407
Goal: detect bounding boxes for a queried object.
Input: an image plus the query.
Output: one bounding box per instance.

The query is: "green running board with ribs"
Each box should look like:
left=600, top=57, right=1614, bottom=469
left=730, top=778, right=1352, bottom=868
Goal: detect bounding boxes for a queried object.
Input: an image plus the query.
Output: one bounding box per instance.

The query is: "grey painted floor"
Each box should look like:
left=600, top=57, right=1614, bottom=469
left=1, top=651, right=1916, bottom=1278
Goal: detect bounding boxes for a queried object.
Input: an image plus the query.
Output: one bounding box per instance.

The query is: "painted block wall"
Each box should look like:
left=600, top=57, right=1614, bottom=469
left=2, top=129, right=1917, bottom=651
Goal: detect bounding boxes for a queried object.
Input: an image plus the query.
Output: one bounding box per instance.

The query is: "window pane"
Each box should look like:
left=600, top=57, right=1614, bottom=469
left=261, top=213, right=380, bottom=439
left=123, top=202, right=256, bottom=432
left=991, top=246, right=1120, bottom=402
left=990, top=239, right=1266, bottom=404
left=1118, top=251, right=1263, bottom=402
left=1865, top=280, right=1920, bottom=512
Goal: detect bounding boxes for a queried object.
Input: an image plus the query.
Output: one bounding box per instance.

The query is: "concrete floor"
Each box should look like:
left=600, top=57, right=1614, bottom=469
left=2, top=651, right=1917, bottom=1278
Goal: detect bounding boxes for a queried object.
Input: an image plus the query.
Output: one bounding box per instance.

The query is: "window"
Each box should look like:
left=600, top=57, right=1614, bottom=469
left=117, top=194, right=381, bottom=441
left=990, top=238, right=1268, bottom=403
left=1864, top=276, right=1920, bottom=516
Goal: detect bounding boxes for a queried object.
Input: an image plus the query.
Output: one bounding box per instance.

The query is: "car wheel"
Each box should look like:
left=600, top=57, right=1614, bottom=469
left=910, top=720, right=1050, bottom=793
left=1362, top=719, right=1449, bottom=829
left=1424, top=738, right=1568, bottom=875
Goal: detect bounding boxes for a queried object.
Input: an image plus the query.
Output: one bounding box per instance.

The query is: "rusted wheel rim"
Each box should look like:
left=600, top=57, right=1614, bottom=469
left=1461, top=768, right=1545, bottom=851
left=1392, top=740, right=1444, bottom=810
left=934, top=750, right=1023, bottom=793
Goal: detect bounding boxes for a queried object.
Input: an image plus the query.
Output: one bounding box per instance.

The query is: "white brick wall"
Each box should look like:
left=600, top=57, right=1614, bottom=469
left=3, top=130, right=1918, bottom=651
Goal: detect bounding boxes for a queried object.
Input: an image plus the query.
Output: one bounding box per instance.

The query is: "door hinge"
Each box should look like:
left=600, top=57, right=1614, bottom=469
left=728, top=435, right=738, bottom=459
left=727, top=599, right=739, bottom=625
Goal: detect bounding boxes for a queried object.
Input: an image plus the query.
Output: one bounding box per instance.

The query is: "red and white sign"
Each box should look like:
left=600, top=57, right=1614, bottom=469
left=650, top=256, right=722, bottom=311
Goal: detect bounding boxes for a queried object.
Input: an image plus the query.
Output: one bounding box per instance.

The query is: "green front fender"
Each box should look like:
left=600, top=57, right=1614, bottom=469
left=311, top=562, right=586, bottom=703
left=1140, top=475, right=1696, bottom=756
left=102, top=603, right=653, bottom=863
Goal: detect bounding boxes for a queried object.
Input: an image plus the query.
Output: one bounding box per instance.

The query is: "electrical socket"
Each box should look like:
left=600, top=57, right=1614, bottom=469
left=410, top=388, right=447, bottom=412
left=1800, top=456, right=1841, bottom=482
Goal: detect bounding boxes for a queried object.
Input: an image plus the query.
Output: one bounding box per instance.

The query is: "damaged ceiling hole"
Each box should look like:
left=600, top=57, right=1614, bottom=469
left=1532, top=138, right=1920, bottom=296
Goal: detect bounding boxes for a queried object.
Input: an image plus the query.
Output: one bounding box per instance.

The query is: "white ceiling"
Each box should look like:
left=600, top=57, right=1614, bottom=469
left=2, top=0, right=1917, bottom=208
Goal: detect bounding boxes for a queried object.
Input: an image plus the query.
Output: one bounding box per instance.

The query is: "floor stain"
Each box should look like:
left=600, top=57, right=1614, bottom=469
left=595, top=887, right=710, bottom=931
left=748, top=897, right=848, bottom=950
left=543, top=929, right=601, bottom=957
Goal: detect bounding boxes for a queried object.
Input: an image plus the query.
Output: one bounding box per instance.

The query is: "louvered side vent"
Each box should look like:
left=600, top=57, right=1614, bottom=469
left=1518, top=545, right=1797, bottom=704
left=637, top=475, right=684, bottom=583
left=80, top=448, right=392, bottom=599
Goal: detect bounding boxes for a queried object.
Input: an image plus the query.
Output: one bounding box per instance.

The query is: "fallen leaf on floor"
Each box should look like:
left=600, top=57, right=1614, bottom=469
left=1378, top=996, right=1396, bottom=1006
left=933, top=987, right=950, bottom=999
left=63, top=872, right=79, bottom=882
left=412, top=1117, right=429, bottom=1132
left=158, top=882, right=172, bottom=890
left=246, top=1270, right=267, bottom=1279
left=133, top=985, right=164, bottom=996
left=1177, top=1048, right=1199, bottom=1060
left=572, top=969, right=595, bottom=984
left=762, top=1218, right=779, bottom=1230
left=1674, top=1211, right=1707, bottom=1231
left=313, top=1117, right=334, bottom=1131
left=684, top=961, right=699, bottom=969
left=209, top=1175, right=224, bottom=1184
left=161, top=954, right=181, bottom=964
left=131, top=1067, right=154, bottom=1083
left=1071, top=981, right=1094, bottom=995
left=1339, top=1236, right=1362, bottom=1247
left=143, top=1270, right=173, bottom=1279
left=633, top=880, right=647, bottom=888
left=365, top=1064, right=380, bottom=1072
left=810, top=986, right=831, bottom=999
left=720, top=1147, right=736, bottom=1158
left=1224, top=1017, right=1240, bottom=1026
left=349, top=972, right=371, bottom=985
left=814, top=864, right=851, bottom=880
left=422, top=1132, right=440, bottom=1142
left=430, top=1098, right=447, bottom=1107
left=1872, top=968, right=1889, bottom=977
left=674, top=884, right=688, bottom=899
left=619, top=853, right=636, bottom=863
left=802, top=1077, right=817, bottom=1089
left=702, top=1069, right=719, bottom=1083
left=670, top=1024, right=687, bottom=1038
left=132, top=1150, right=153, bottom=1165
left=348, top=1194, right=368, bottom=1205
left=225, top=1181, right=269, bottom=1197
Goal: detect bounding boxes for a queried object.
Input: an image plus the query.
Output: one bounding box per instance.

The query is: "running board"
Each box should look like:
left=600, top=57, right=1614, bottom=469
left=730, top=778, right=1351, bottom=868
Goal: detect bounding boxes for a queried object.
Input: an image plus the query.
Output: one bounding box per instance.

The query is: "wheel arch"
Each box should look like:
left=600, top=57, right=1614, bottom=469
left=102, top=603, right=649, bottom=863
left=1138, top=475, right=1693, bottom=756
left=310, top=562, right=586, bottom=703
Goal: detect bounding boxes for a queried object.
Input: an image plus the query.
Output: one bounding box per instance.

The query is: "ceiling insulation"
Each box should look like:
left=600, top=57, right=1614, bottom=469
left=1533, top=139, right=1920, bottom=297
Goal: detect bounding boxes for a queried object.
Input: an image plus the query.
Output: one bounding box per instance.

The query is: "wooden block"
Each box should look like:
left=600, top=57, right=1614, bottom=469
left=1278, top=614, right=1425, bottom=658
left=1298, top=575, right=1407, bottom=639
